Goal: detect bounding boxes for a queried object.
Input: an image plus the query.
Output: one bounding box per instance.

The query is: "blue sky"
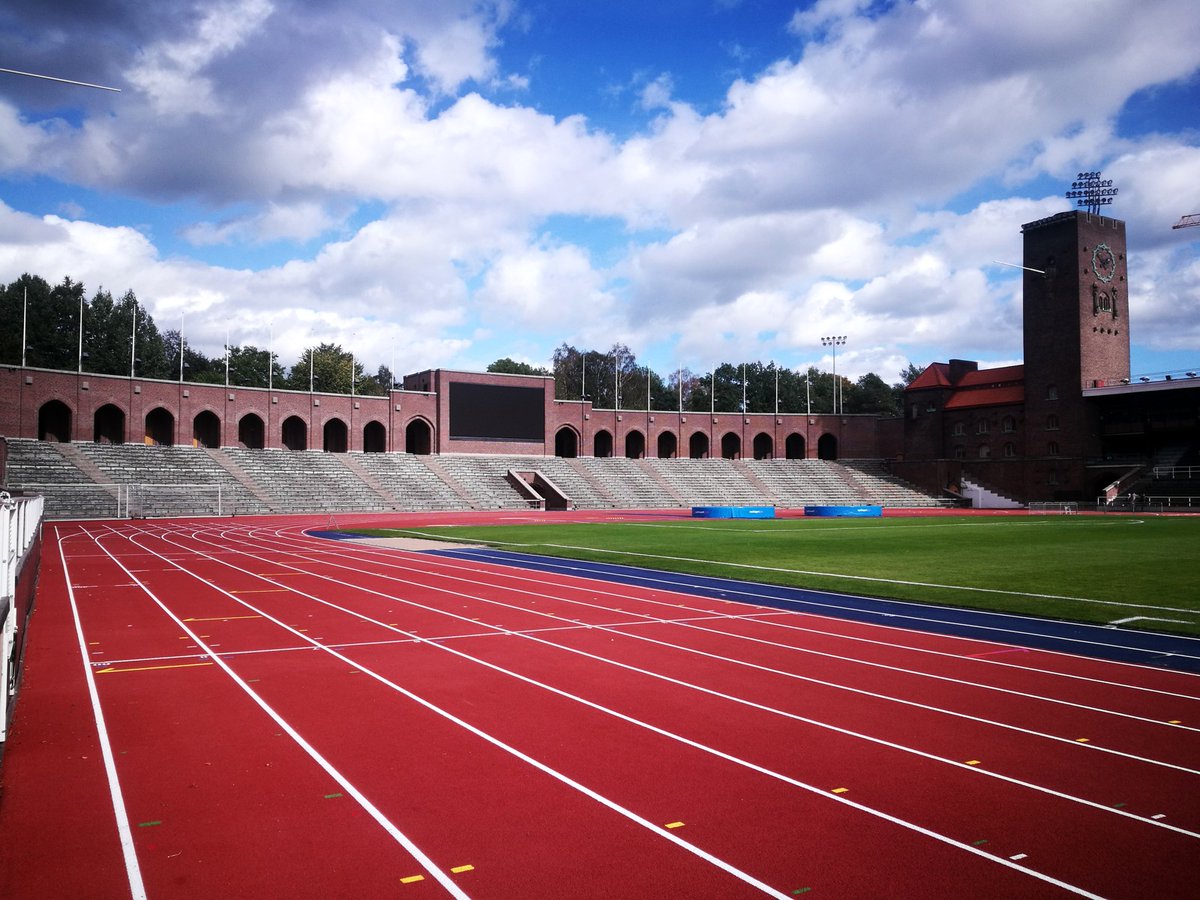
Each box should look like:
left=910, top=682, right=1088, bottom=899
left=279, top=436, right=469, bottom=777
left=1, top=0, right=1198, bottom=383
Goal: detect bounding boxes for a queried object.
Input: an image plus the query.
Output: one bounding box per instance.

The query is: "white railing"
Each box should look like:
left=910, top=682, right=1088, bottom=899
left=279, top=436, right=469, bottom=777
left=1152, top=466, right=1200, bottom=480
left=3, top=492, right=44, bottom=741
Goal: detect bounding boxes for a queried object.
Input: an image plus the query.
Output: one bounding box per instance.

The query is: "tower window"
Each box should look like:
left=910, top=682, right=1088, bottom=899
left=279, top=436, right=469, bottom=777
left=1046, top=384, right=1058, bottom=400
left=1046, top=414, right=1059, bottom=430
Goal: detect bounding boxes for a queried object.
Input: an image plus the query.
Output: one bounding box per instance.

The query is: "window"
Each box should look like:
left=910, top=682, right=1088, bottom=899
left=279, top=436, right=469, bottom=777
left=1046, top=383, right=1058, bottom=400
left=977, top=420, right=990, bottom=435
left=952, top=422, right=965, bottom=436
left=1046, top=414, right=1059, bottom=430
left=1002, top=416, right=1016, bottom=433
left=1003, top=442, right=1016, bottom=458
left=979, top=445, right=991, bottom=458
left=954, top=446, right=966, bottom=459
left=1048, top=441, right=1060, bottom=457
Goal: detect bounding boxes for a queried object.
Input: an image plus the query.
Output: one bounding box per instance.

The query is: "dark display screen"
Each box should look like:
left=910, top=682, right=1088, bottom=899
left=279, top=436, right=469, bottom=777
left=449, top=382, right=545, bottom=442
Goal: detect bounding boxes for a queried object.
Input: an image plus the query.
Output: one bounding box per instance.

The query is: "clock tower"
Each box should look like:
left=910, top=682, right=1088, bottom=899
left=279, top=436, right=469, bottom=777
left=1020, top=209, right=1131, bottom=496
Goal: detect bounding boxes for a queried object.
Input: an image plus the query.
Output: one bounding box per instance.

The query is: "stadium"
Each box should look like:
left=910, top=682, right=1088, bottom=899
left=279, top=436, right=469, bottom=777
left=1, top=209, right=1198, bottom=897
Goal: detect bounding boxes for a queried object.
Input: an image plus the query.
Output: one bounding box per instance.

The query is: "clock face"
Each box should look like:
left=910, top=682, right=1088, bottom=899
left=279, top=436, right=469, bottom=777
left=1092, top=243, right=1116, bottom=283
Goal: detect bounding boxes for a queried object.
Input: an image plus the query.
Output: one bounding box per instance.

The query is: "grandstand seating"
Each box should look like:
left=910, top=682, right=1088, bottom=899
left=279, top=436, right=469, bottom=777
left=0, top=439, right=952, bottom=519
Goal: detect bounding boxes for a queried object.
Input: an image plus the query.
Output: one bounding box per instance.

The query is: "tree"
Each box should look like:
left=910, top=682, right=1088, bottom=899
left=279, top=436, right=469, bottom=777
left=487, top=357, right=551, bottom=377
left=844, top=372, right=902, bottom=416
left=287, top=343, right=363, bottom=394
left=899, top=362, right=924, bottom=385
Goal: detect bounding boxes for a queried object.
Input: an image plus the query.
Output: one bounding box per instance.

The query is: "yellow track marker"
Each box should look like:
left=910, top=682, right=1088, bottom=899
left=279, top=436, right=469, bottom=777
left=965, top=760, right=982, bottom=766
left=400, top=874, right=425, bottom=884
left=450, top=865, right=474, bottom=874
left=97, top=662, right=213, bottom=675
left=665, top=821, right=685, bottom=829
left=1075, top=737, right=1090, bottom=743
left=1169, top=719, right=1182, bottom=724
left=832, top=787, right=849, bottom=794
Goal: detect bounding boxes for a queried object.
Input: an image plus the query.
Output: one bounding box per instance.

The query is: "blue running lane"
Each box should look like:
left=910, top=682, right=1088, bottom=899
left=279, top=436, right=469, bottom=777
left=426, top=547, right=1200, bottom=674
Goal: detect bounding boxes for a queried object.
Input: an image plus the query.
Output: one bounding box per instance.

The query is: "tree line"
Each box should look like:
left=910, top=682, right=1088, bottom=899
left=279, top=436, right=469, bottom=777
left=0, top=274, right=393, bottom=395
left=491, top=344, right=921, bottom=416
left=2, top=273, right=922, bottom=415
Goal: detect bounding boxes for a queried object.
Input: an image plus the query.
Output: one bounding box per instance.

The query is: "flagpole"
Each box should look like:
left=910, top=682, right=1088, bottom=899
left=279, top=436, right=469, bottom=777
left=77, top=292, right=84, bottom=373
left=225, top=328, right=230, bottom=387
left=21, top=286, right=27, bottom=367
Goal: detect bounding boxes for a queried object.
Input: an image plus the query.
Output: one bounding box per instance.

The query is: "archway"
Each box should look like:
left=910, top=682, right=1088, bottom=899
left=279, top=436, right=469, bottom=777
left=363, top=420, right=386, bottom=453
left=193, top=410, right=220, bottom=448
left=817, top=433, right=838, bottom=460
left=688, top=432, right=709, bottom=459
left=625, top=429, right=645, bottom=459
left=720, top=432, right=741, bottom=460
left=145, top=407, right=174, bottom=446
left=554, top=426, right=579, bottom=458
left=657, top=431, right=677, bottom=459
left=93, top=404, right=125, bottom=444
left=323, top=418, right=348, bottom=453
left=38, top=400, right=72, bottom=443
left=405, top=418, right=432, bottom=455
left=594, top=430, right=613, bottom=458
left=282, top=416, right=308, bottom=451
left=785, top=432, right=805, bottom=460
left=752, top=432, right=773, bottom=460
left=238, top=414, right=265, bottom=449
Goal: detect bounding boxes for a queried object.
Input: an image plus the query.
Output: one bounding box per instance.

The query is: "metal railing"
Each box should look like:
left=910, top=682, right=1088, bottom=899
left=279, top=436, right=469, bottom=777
left=3, top=492, right=44, bottom=741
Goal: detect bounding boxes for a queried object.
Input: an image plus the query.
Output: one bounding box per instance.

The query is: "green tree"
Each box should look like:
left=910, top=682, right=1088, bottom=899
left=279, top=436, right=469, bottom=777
left=487, top=357, right=551, bottom=377
left=287, top=343, right=363, bottom=394
left=899, top=362, right=924, bottom=385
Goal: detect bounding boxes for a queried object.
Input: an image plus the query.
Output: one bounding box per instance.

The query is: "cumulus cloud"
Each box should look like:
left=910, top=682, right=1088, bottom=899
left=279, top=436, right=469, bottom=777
left=0, top=0, right=1197, bottom=383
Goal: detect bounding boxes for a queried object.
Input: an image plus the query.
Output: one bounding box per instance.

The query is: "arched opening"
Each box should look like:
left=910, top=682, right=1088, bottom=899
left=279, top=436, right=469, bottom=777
left=657, top=431, right=677, bottom=459
left=238, top=414, right=265, bottom=449
left=594, top=430, right=613, bottom=458
left=93, top=404, right=125, bottom=444
left=625, top=429, right=645, bottom=459
left=363, top=420, right=386, bottom=453
left=323, top=418, right=348, bottom=453
left=145, top=407, right=174, bottom=446
left=752, top=432, right=773, bottom=460
left=817, top=433, right=838, bottom=460
left=282, top=415, right=308, bottom=451
left=720, top=432, right=741, bottom=460
left=554, top=426, right=579, bottom=458
left=38, top=400, right=72, bottom=443
left=193, top=410, right=220, bottom=448
left=689, top=432, right=709, bottom=459
left=405, top=418, right=433, bottom=455
left=785, top=432, right=805, bottom=460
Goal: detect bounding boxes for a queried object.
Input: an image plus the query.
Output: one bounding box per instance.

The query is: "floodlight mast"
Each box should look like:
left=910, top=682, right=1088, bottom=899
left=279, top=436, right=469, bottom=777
left=820, top=335, right=847, bottom=414
left=1065, top=170, right=1117, bottom=215
left=1173, top=214, right=1200, bottom=230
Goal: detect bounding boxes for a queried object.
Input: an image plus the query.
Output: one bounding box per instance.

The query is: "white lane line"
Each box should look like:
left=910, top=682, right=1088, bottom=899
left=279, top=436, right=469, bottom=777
left=87, top=527, right=471, bottom=900
left=144, top=523, right=1104, bottom=898
left=288, top=532, right=1200, bottom=696
left=443, top=545, right=1200, bottom=663
left=110, top=524, right=793, bottom=900
left=247, top=529, right=1200, bottom=738
left=184, top=524, right=1200, bottom=833
left=57, top=526, right=148, bottom=900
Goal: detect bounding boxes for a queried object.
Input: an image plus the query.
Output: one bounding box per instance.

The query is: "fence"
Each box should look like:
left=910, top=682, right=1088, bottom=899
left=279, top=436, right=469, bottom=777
left=12, top=483, right=225, bottom=520
left=3, top=492, right=44, bottom=741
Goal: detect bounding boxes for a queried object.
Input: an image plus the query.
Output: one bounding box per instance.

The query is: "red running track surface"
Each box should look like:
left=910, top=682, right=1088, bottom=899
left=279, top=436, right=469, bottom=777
left=1, top=513, right=1198, bottom=898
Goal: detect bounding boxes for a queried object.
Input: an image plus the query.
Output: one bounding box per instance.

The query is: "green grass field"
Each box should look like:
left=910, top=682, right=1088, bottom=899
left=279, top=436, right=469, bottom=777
left=353, top=514, right=1200, bottom=636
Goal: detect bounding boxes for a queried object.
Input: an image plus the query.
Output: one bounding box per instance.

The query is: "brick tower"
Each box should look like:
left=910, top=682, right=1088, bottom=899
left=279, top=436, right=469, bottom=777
left=1020, top=210, right=1131, bottom=497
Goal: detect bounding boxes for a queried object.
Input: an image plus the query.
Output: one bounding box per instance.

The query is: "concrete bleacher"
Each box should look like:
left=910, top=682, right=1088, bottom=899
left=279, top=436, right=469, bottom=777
left=2, top=438, right=949, bottom=519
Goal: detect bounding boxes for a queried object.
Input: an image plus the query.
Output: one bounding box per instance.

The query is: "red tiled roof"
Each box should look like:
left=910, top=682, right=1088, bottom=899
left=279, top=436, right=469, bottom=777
left=944, top=385, right=1025, bottom=409
left=955, top=364, right=1024, bottom=387
left=905, top=363, right=952, bottom=390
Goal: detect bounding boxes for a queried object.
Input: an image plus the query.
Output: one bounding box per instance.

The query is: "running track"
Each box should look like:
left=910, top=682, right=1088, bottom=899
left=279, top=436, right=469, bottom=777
left=1, top=512, right=1198, bottom=898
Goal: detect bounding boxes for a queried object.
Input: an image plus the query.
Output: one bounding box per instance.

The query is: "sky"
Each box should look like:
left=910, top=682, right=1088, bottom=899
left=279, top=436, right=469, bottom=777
left=1, top=0, right=1198, bottom=385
